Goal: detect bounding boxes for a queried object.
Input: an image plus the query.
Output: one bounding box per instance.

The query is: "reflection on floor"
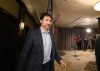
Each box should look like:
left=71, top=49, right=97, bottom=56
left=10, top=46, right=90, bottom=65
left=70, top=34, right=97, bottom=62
left=55, top=49, right=96, bottom=71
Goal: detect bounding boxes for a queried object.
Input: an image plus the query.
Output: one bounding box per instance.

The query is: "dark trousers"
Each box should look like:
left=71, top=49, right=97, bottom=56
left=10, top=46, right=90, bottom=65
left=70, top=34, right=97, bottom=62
left=77, top=42, right=81, bottom=50
left=41, top=61, right=51, bottom=71
left=84, top=43, right=88, bottom=51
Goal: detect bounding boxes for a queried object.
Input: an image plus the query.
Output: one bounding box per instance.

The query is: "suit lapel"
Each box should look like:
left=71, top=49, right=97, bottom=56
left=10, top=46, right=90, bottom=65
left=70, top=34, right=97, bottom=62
left=37, top=28, right=44, bottom=54
left=50, top=32, right=54, bottom=56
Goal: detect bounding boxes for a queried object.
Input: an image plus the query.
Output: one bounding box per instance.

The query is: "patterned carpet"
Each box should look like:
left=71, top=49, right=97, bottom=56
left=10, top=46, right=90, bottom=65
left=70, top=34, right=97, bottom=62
left=85, top=61, right=97, bottom=71
left=58, top=51, right=66, bottom=56
left=55, top=50, right=96, bottom=71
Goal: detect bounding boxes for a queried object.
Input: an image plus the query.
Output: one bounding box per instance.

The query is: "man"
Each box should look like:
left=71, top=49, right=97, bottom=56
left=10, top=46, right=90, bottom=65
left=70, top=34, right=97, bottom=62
left=16, top=13, right=66, bottom=71
left=75, top=34, right=82, bottom=50
left=83, top=36, right=88, bottom=52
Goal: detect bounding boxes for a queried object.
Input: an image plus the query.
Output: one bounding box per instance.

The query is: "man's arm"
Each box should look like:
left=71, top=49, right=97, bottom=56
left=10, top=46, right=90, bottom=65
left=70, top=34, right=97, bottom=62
left=54, top=47, right=62, bottom=63
left=54, top=47, right=67, bottom=69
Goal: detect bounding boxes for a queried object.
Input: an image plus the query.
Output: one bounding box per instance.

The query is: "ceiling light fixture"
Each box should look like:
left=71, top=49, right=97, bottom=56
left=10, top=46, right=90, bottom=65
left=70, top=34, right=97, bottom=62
left=86, top=28, right=92, bottom=33
left=94, top=1, right=100, bottom=11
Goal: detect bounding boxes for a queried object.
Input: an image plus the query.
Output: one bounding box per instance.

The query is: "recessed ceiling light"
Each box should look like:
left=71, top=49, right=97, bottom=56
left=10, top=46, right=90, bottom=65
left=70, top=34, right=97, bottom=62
left=94, top=1, right=100, bottom=11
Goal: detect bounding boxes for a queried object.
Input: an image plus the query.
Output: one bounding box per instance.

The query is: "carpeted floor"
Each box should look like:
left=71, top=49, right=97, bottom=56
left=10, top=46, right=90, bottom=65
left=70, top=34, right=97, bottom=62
left=55, top=49, right=96, bottom=71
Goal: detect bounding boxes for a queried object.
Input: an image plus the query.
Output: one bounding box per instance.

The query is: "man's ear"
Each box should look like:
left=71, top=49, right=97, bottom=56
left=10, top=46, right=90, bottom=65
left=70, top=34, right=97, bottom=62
left=40, top=20, right=42, bottom=24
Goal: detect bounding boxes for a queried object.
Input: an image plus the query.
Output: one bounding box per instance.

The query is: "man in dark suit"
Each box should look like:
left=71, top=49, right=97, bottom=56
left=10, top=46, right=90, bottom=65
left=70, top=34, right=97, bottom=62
left=16, top=13, right=66, bottom=71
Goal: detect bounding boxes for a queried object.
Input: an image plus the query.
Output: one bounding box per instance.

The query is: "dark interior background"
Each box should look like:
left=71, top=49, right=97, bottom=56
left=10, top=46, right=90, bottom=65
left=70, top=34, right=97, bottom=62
left=0, top=8, right=19, bottom=71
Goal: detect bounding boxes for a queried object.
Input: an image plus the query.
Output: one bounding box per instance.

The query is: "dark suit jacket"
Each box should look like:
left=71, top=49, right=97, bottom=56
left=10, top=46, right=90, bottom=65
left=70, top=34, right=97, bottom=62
left=16, top=28, right=62, bottom=71
left=95, top=36, right=100, bottom=71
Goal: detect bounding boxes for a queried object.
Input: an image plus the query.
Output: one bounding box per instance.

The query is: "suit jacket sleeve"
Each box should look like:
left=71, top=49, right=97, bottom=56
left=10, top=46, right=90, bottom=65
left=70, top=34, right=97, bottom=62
left=54, top=42, right=62, bottom=64
left=16, top=31, right=33, bottom=71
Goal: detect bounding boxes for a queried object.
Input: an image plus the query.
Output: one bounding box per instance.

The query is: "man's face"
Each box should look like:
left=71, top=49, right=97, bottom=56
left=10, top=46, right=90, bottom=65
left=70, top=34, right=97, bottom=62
left=40, top=16, right=52, bottom=31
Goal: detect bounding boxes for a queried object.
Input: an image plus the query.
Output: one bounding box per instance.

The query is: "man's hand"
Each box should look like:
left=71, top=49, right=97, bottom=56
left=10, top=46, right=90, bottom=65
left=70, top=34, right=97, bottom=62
left=60, top=60, right=67, bottom=70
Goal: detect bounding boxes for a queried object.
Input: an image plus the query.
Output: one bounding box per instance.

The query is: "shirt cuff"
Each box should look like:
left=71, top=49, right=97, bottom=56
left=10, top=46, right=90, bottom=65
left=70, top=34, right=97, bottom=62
left=59, top=60, right=63, bottom=64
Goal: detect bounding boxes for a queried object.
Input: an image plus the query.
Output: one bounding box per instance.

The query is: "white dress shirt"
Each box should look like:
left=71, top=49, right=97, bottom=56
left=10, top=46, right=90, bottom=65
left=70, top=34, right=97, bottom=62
left=40, top=28, right=52, bottom=64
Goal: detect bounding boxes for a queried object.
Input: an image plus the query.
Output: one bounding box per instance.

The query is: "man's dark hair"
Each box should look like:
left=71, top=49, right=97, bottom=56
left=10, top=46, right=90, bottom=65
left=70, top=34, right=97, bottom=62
left=40, top=12, right=52, bottom=20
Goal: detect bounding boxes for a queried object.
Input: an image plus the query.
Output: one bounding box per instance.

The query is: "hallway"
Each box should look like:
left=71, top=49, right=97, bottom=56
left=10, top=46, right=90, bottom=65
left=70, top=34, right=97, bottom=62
left=55, top=49, right=96, bottom=71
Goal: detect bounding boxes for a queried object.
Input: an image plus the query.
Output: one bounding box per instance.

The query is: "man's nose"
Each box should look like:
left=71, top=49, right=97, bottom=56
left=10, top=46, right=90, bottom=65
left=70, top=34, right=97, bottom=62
left=47, top=21, right=51, bottom=25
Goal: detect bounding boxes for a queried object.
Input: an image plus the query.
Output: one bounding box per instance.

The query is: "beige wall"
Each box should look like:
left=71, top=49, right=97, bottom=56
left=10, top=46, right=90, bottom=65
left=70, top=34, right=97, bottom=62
left=0, top=0, right=19, bottom=18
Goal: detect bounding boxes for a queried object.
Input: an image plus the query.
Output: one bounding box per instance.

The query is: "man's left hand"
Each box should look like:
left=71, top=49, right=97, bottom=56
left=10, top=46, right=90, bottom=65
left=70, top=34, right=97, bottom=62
left=60, top=60, right=67, bottom=70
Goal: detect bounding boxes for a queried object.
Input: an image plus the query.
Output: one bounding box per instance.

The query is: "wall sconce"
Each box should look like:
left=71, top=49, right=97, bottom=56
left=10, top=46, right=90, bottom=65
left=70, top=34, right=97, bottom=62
left=19, top=22, right=25, bottom=30
left=94, top=1, right=100, bottom=11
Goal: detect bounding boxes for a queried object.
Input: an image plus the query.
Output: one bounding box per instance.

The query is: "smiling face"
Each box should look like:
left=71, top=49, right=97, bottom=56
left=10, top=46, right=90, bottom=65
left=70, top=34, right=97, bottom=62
left=40, top=16, right=52, bottom=32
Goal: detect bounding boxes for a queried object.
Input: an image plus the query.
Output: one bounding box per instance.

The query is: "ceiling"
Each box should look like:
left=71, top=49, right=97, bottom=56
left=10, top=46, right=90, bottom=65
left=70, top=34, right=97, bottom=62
left=22, top=0, right=100, bottom=28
